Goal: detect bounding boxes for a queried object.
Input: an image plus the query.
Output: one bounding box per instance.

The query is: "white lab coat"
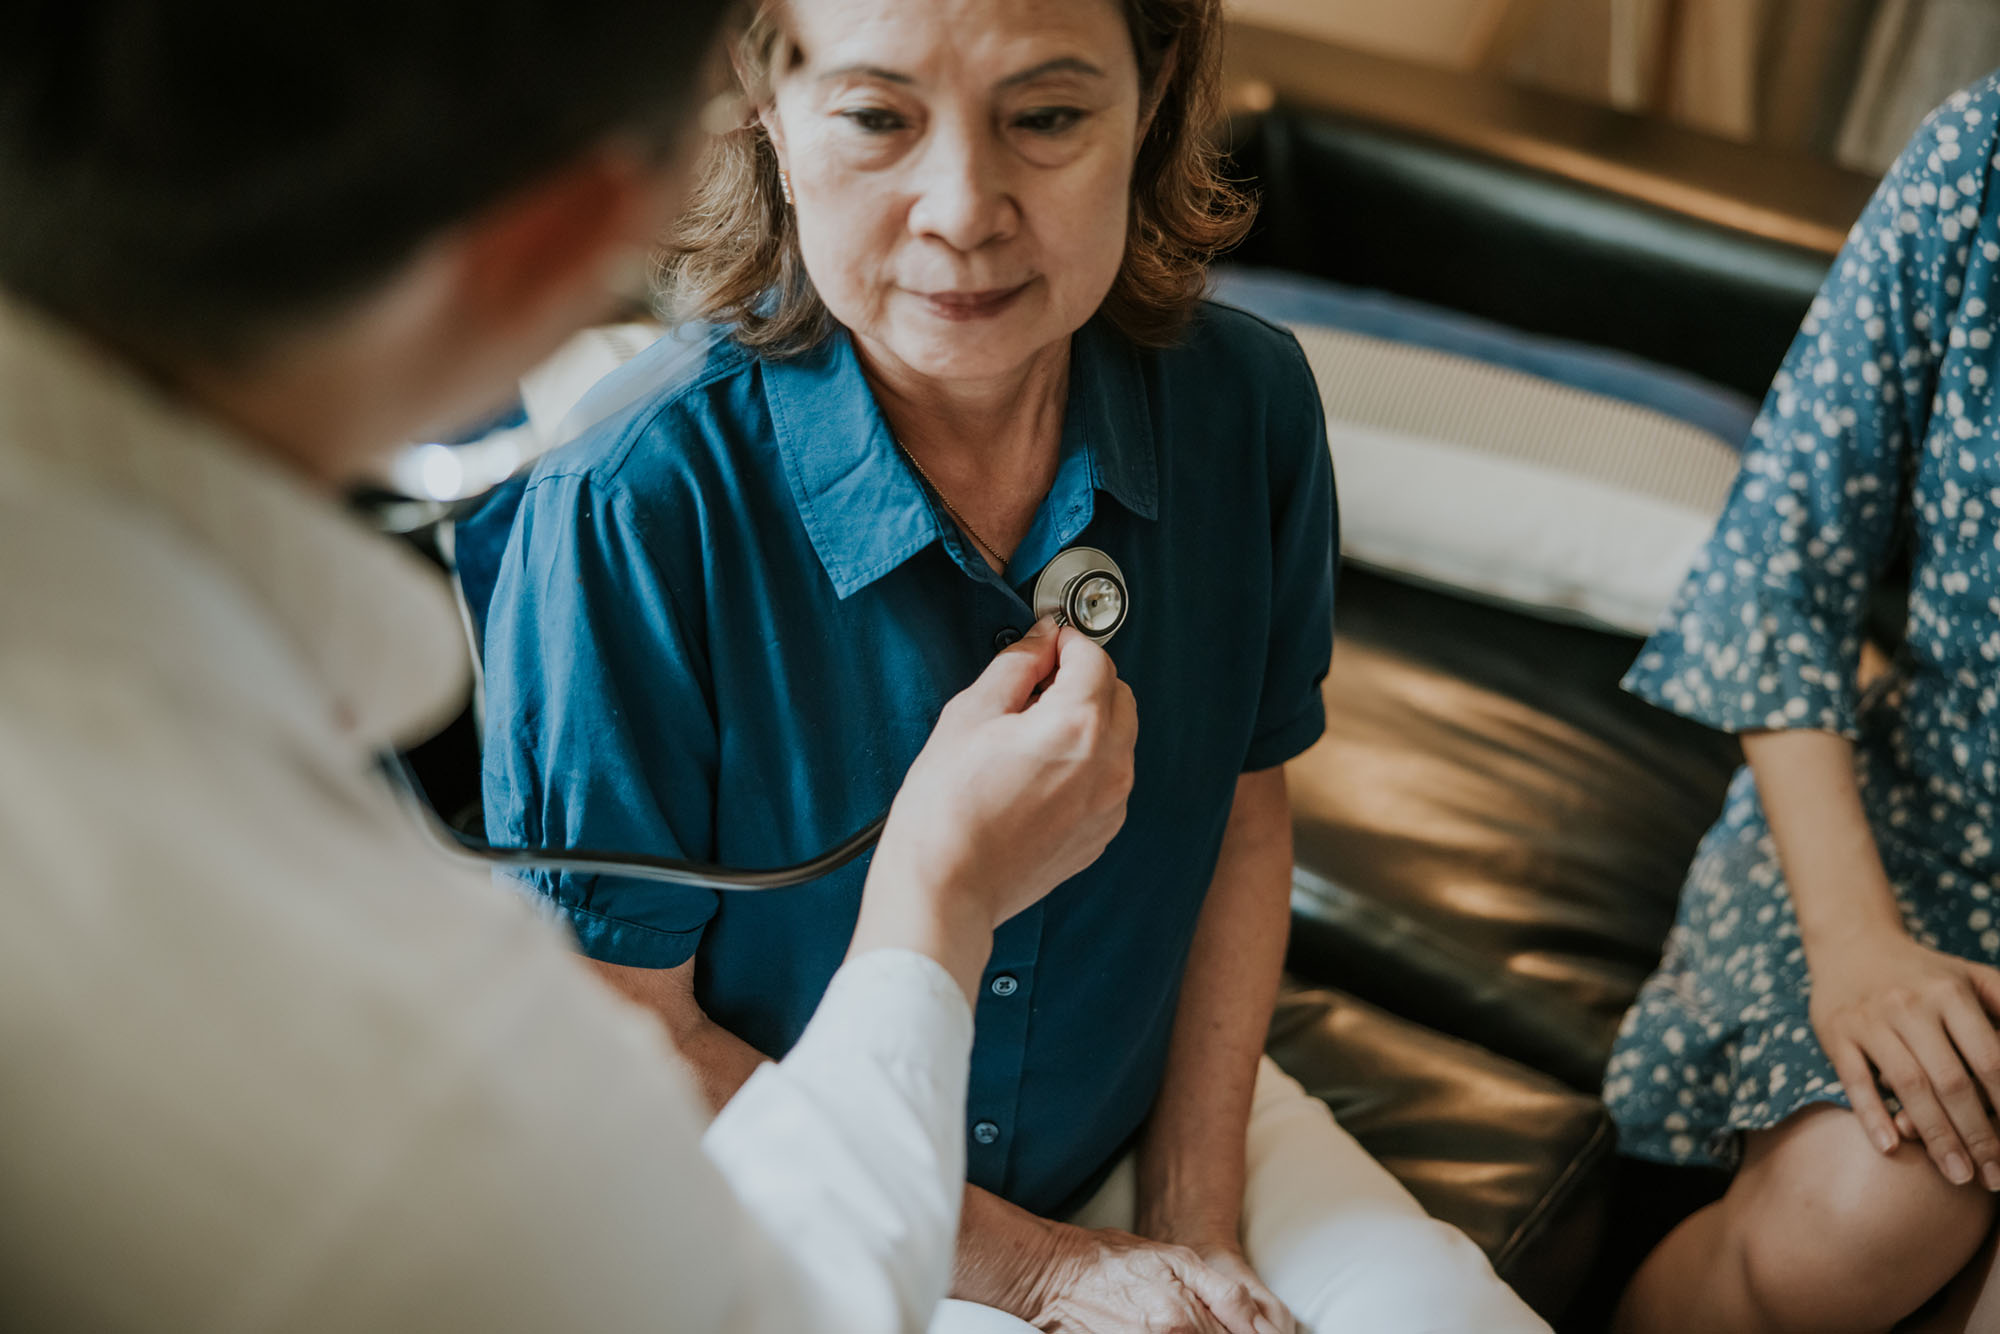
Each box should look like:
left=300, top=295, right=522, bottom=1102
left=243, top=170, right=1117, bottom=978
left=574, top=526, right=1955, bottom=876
left=0, top=293, right=971, bottom=1332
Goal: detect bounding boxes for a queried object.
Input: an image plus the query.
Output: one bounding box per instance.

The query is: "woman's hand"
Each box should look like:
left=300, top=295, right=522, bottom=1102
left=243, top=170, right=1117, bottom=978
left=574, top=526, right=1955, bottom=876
left=1022, top=1224, right=1286, bottom=1334
left=1810, top=923, right=2000, bottom=1188
left=1172, top=1243, right=1293, bottom=1334
left=1740, top=729, right=2000, bottom=1188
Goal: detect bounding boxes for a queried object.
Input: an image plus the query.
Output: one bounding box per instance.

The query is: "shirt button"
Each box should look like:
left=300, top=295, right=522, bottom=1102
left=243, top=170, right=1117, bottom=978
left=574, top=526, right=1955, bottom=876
left=992, top=626, right=1023, bottom=652
left=989, top=974, right=1020, bottom=997
left=972, top=1120, right=1001, bottom=1145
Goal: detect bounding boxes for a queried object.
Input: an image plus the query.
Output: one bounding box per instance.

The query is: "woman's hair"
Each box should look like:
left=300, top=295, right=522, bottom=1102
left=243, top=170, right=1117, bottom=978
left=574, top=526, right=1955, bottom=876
left=665, top=0, right=1252, bottom=353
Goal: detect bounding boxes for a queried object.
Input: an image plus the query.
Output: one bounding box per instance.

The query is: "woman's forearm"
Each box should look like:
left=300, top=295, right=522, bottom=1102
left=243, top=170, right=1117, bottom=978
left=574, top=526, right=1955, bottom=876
left=1135, top=767, right=1295, bottom=1244
left=950, top=1184, right=1064, bottom=1310
left=1742, top=729, right=1905, bottom=953
left=589, top=957, right=768, bottom=1114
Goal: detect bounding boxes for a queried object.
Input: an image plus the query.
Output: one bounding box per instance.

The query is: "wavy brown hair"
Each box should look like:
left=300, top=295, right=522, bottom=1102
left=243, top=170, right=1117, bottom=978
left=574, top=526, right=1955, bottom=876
left=663, top=0, right=1252, bottom=353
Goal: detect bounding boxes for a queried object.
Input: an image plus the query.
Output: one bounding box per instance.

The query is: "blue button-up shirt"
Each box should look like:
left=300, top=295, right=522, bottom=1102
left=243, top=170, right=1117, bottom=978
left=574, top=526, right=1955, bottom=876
left=475, top=305, right=1335, bottom=1218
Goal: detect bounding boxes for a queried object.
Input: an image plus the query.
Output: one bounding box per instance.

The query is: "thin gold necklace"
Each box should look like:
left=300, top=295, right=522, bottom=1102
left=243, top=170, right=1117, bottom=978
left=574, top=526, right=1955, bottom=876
left=895, top=438, right=1009, bottom=569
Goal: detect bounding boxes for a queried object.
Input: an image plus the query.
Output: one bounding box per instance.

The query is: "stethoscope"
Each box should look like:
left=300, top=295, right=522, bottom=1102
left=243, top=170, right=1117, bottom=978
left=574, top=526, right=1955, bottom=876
left=392, top=546, right=1129, bottom=890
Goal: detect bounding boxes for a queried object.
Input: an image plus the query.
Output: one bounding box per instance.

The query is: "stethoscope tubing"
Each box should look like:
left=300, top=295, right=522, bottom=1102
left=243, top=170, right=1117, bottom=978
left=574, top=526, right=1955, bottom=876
left=386, top=753, right=887, bottom=890
left=389, top=545, right=1124, bottom=892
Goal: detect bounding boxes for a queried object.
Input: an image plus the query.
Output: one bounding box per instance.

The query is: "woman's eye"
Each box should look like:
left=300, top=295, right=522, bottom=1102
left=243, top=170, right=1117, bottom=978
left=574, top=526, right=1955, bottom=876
left=1013, top=107, right=1085, bottom=135
left=840, top=107, right=907, bottom=134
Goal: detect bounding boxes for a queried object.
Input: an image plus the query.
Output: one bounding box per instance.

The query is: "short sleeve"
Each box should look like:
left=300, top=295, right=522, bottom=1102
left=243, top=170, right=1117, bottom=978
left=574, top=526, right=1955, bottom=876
left=1624, top=95, right=1987, bottom=738
left=481, top=471, right=720, bottom=968
left=1242, top=333, right=1338, bottom=772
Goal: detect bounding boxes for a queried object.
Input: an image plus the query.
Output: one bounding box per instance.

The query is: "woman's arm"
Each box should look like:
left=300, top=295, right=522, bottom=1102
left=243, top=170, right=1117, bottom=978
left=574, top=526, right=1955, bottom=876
left=940, top=769, right=1296, bottom=1334
left=1748, top=728, right=2000, bottom=1188
left=1134, top=767, right=1293, bottom=1248
left=1746, top=728, right=1903, bottom=951
left=591, top=957, right=767, bottom=1113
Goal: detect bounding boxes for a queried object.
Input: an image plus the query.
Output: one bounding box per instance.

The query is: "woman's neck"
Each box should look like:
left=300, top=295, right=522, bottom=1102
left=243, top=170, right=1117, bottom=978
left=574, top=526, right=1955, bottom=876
left=854, top=334, right=1070, bottom=483
left=851, top=333, right=1072, bottom=572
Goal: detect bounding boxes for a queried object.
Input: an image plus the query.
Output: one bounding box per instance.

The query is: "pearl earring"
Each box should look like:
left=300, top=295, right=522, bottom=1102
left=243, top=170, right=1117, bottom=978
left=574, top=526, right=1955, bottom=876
left=779, top=169, right=794, bottom=206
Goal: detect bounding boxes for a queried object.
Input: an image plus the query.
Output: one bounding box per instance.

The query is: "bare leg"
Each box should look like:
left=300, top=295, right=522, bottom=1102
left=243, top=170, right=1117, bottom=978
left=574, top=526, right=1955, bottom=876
left=1613, top=1105, right=1995, bottom=1334
left=1904, top=1222, right=2000, bottom=1334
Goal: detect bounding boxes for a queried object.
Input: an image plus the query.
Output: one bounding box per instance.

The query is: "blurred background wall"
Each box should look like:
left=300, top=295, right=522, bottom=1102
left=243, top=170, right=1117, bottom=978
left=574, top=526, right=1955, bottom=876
left=1226, top=0, right=2000, bottom=172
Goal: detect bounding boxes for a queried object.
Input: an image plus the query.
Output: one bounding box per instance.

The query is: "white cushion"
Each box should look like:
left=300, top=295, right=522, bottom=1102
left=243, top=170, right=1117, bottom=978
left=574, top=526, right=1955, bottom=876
left=1287, top=322, right=1743, bottom=636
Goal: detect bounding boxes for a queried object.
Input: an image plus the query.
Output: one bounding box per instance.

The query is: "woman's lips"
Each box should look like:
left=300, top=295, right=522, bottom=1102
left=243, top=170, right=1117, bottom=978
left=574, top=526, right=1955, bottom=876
left=917, top=282, right=1031, bottom=321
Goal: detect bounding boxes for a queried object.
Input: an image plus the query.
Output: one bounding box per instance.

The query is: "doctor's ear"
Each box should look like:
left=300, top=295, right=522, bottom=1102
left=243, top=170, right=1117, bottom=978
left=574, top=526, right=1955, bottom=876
left=444, top=141, right=679, bottom=334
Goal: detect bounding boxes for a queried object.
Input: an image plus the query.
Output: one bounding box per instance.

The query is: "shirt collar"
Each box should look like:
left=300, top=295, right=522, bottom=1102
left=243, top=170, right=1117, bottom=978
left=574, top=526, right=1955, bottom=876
left=763, top=319, right=1158, bottom=601
left=1066, top=318, right=1158, bottom=525
left=0, top=293, right=468, bottom=752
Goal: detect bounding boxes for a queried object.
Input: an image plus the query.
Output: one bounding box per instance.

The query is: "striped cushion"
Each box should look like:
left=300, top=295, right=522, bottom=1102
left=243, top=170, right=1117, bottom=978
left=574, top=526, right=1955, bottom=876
left=1215, top=270, right=1756, bottom=637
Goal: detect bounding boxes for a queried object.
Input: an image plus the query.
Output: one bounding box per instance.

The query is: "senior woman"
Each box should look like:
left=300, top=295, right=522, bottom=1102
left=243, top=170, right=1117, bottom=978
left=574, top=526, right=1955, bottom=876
left=478, top=1, right=1546, bottom=1330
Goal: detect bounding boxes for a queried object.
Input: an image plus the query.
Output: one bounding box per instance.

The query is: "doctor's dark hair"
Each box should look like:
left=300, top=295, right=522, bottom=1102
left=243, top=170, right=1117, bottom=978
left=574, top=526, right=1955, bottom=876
left=665, top=0, right=1252, bottom=353
left=0, top=1, right=734, bottom=364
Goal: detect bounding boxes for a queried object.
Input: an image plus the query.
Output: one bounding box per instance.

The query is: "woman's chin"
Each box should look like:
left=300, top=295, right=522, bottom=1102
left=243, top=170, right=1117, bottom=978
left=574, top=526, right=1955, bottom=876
left=869, top=314, right=1076, bottom=386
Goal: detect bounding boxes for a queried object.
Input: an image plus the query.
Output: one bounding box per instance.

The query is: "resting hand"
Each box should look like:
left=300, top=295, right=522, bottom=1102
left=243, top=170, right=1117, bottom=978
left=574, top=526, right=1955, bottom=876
left=1023, top=1225, right=1283, bottom=1334
left=1810, top=925, right=2000, bottom=1188
left=870, top=618, right=1137, bottom=932
left=1173, top=1244, right=1293, bottom=1334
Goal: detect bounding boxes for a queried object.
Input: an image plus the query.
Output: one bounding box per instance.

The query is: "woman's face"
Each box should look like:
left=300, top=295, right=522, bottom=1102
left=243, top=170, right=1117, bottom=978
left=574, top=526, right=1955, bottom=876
left=763, top=0, right=1145, bottom=384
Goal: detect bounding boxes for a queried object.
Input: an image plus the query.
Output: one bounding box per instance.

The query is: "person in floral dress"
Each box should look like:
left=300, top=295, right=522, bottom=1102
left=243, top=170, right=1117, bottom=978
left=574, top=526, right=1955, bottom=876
left=1606, top=73, right=2000, bottom=1333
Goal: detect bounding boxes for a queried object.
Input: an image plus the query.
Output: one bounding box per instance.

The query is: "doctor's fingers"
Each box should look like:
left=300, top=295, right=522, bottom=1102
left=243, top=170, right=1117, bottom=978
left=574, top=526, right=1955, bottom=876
left=1026, top=672, right=1135, bottom=771
left=1038, top=625, right=1123, bottom=705
left=1108, top=675, right=1138, bottom=752
left=958, top=618, right=1065, bottom=715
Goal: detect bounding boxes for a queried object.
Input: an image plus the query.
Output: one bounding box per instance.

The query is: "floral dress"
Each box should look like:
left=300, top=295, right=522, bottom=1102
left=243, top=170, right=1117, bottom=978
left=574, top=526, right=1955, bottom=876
left=1604, top=73, right=2000, bottom=1168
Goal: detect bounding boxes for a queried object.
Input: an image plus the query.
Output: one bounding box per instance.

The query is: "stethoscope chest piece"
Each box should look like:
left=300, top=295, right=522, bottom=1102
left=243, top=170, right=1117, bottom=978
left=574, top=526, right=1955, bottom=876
left=1032, top=546, right=1129, bottom=645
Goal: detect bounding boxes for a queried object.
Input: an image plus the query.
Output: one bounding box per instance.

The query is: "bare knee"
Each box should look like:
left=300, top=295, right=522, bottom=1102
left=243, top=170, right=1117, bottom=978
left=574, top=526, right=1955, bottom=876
left=1734, top=1110, right=1995, bottom=1332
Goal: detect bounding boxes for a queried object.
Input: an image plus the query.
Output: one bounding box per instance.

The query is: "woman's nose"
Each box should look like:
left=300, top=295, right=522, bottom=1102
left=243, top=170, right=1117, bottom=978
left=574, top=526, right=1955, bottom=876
left=905, top=125, right=1016, bottom=252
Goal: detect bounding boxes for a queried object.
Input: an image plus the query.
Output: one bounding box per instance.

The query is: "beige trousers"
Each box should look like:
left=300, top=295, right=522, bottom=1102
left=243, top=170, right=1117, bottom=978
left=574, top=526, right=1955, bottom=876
left=929, top=1057, right=1550, bottom=1334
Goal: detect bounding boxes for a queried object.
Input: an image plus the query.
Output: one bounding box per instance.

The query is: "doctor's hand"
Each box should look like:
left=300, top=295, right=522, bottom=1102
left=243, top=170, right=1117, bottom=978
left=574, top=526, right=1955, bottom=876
left=851, top=620, right=1136, bottom=999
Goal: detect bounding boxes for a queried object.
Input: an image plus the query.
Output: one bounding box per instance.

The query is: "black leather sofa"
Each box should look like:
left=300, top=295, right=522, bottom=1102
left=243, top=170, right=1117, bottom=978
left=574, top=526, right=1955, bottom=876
left=1215, top=23, right=1882, bottom=1329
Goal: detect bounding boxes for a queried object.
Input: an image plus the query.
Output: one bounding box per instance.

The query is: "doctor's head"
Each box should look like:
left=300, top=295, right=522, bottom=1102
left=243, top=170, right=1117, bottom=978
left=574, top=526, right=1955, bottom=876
left=669, top=0, right=1248, bottom=383
left=0, top=1, right=735, bottom=480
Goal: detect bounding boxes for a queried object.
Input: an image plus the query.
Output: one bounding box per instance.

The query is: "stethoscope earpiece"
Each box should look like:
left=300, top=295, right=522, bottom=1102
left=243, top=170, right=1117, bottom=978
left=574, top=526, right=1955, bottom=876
left=1032, top=546, right=1129, bottom=645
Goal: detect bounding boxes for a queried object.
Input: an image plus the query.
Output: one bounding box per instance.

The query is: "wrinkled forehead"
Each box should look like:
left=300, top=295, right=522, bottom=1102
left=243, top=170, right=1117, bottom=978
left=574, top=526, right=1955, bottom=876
left=774, top=0, right=1139, bottom=91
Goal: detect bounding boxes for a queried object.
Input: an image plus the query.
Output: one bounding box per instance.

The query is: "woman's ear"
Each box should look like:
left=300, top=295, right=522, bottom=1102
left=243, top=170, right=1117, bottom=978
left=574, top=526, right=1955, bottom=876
left=1135, top=39, right=1179, bottom=152
left=747, top=19, right=798, bottom=169
left=758, top=102, right=788, bottom=167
